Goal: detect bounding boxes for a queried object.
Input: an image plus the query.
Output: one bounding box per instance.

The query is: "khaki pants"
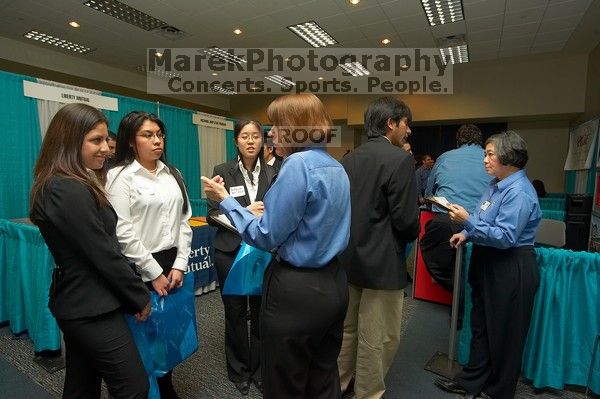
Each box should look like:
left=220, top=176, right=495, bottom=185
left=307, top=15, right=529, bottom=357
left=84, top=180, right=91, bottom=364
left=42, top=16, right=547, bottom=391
left=338, top=284, right=404, bottom=399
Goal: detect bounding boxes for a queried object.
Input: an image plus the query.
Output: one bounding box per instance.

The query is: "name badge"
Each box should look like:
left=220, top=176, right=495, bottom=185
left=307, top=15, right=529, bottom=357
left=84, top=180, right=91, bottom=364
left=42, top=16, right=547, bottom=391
left=481, top=201, right=491, bottom=211
left=229, top=185, right=246, bottom=197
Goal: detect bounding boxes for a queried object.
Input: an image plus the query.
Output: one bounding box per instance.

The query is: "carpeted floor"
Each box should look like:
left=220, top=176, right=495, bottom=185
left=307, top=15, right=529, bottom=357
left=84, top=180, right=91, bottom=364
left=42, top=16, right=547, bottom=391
left=0, top=288, right=595, bottom=399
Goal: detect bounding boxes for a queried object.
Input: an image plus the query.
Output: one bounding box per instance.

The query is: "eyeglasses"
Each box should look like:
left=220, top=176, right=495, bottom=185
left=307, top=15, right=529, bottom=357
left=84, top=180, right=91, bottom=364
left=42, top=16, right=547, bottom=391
left=137, top=131, right=165, bottom=141
left=238, top=134, right=261, bottom=142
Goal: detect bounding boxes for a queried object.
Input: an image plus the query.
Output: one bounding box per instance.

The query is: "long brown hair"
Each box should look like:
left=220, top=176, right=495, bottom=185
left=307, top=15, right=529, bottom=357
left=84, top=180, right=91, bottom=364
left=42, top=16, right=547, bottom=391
left=30, top=103, right=109, bottom=222
left=266, top=93, right=332, bottom=157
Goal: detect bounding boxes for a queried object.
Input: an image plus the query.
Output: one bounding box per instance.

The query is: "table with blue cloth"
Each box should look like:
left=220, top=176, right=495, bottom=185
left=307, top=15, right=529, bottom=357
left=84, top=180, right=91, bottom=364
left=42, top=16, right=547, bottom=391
left=457, top=244, right=600, bottom=394
left=0, top=218, right=217, bottom=353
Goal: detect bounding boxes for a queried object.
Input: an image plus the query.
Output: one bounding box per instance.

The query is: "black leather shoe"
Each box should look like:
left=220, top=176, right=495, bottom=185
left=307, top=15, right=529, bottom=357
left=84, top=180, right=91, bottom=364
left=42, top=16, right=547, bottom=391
left=252, top=379, right=263, bottom=394
left=234, top=381, right=250, bottom=396
left=434, top=378, right=467, bottom=395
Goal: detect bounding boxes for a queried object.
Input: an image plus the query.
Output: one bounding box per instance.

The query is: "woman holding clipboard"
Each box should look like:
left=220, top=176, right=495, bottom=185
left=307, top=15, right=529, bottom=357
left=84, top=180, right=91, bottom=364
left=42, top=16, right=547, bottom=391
left=207, top=120, right=276, bottom=395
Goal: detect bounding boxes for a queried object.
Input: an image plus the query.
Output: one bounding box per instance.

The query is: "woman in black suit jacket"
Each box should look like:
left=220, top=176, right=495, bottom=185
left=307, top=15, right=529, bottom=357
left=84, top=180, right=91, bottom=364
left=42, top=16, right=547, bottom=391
left=30, top=103, right=151, bottom=399
left=207, top=120, right=276, bottom=395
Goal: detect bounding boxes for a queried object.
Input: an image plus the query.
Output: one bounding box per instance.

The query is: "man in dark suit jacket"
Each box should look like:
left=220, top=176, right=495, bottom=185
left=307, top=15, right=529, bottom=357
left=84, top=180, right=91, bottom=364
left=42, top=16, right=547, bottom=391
left=337, top=97, right=420, bottom=399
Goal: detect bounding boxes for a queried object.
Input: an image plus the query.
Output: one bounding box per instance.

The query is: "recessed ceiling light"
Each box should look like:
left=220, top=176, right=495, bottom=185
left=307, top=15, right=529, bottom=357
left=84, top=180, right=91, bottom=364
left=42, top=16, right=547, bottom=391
left=233, top=28, right=242, bottom=35
left=264, top=75, right=295, bottom=88
left=212, top=72, right=218, bottom=76
left=204, top=46, right=247, bottom=66
left=381, top=38, right=390, bottom=45
left=83, top=0, right=168, bottom=31
left=155, top=51, right=163, bottom=57
left=420, top=0, right=464, bottom=27
left=288, top=21, right=337, bottom=48
left=349, top=0, right=360, bottom=4
left=340, top=61, right=370, bottom=77
left=69, top=21, right=80, bottom=28
left=318, top=76, right=324, bottom=80
left=23, top=30, right=95, bottom=54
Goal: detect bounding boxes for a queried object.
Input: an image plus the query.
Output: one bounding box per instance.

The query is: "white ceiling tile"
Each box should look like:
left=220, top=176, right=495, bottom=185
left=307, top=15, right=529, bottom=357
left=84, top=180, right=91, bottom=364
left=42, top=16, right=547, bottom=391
left=466, top=14, right=504, bottom=32
left=345, top=5, right=389, bottom=26
left=534, top=28, right=574, bottom=44
left=530, top=40, right=566, bottom=53
left=295, top=0, right=345, bottom=19
left=469, top=39, right=500, bottom=53
left=538, top=14, right=584, bottom=33
left=464, top=0, right=507, bottom=19
left=501, top=35, right=534, bottom=47
left=544, top=0, right=593, bottom=18
left=398, top=29, right=436, bottom=47
left=316, top=13, right=355, bottom=32
left=501, top=22, right=539, bottom=38
left=430, top=21, right=467, bottom=38
left=342, top=37, right=375, bottom=47
left=470, top=51, right=499, bottom=61
left=504, top=6, right=545, bottom=26
left=498, top=45, right=531, bottom=56
left=378, top=0, right=425, bottom=19
left=359, top=21, right=396, bottom=38
left=388, top=15, right=429, bottom=33
left=505, top=0, right=548, bottom=12
left=469, top=28, right=502, bottom=42
left=322, top=28, right=363, bottom=43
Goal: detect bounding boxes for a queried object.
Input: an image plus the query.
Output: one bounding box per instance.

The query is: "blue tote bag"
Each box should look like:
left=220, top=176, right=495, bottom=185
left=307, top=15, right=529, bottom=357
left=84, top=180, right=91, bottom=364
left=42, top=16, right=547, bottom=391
left=222, top=242, right=272, bottom=296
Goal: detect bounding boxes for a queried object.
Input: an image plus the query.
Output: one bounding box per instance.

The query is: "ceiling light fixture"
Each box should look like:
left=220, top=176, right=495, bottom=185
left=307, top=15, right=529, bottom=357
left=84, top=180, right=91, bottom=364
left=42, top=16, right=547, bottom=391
left=420, top=0, right=464, bottom=26
left=210, top=85, right=237, bottom=95
left=155, top=51, right=163, bottom=57
left=349, top=0, right=360, bottom=4
left=381, top=38, right=390, bottom=45
left=233, top=28, right=242, bottom=35
left=264, top=75, right=295, bottom=88
left=288, top=21, right=337, bottom=48
left=23, top=30, right=95, bottom=54
left=83, top=0, right=168, bottom=31
left=136, top=65, right=182, bottom=79
left=69, top=21, right=80, bottom=28
left=437, top=35, right=469, bottom=64
left=204, top=46, right=247, bottom=66
left=339, top=61, right=370, bottom=76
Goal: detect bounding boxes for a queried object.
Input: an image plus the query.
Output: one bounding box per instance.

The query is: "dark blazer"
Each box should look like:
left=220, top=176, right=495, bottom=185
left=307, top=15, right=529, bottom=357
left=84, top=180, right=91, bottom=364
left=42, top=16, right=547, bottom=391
left=338, top=136, right=420, bottom=290
left=33, top=177, right=149, bottom=320
left=208, top=160, right=276, bottom=253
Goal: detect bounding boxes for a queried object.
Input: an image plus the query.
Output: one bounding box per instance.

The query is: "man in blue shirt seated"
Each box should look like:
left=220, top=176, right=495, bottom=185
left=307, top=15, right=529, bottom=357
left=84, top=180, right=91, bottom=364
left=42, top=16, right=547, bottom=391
left=421, top=124, right=490, bottom=291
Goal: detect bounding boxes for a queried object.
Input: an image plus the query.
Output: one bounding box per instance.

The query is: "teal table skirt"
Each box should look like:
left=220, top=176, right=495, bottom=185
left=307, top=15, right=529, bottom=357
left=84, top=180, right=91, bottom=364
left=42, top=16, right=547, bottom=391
left=458, top=244, right=600, bottom=394
left=0, top=219, right=60, bottom=352
left=538, top=197, right=566, bottom=211
left=190, top=199, right=208, bottom=217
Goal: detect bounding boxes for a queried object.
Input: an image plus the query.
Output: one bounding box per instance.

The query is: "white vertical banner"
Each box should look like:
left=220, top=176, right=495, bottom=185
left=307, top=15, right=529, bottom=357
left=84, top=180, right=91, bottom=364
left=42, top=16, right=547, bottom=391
left=198, top=125, right=227, bottom=198
left=564, top=119, right=599, bottom=171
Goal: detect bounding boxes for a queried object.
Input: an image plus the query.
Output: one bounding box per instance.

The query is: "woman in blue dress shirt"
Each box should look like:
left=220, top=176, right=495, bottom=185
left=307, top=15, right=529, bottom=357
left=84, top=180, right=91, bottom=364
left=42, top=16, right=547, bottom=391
left=435, top=131, right=541, bottom=399
left=202, top=93, right=351, bottom=399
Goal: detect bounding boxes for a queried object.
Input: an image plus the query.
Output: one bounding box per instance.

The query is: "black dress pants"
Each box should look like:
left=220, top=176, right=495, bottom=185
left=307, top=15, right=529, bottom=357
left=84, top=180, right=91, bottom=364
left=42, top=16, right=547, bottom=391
left=214, top=248, right=261, bottom=384
left=58, top=310, right=148, bottom=399
left=456, top=245, right=539, bottom=399
left=260, top=257, right=348, bottom=399
left=420, top=212, right=462, bottom=291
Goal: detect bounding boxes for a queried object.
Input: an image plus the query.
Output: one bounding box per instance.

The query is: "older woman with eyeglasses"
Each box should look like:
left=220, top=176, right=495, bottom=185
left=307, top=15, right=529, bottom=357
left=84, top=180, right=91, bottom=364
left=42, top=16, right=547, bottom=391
left=106, top=111, right=192, bottom=399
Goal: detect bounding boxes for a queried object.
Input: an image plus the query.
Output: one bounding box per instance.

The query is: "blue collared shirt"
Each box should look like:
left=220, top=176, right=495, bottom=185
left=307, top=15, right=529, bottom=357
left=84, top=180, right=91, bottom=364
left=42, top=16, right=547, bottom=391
left=220, top=148, right=350, bottom=268
left=463, top=169, right=541, bottom=249
left=425, top=144, right=490, bottom=214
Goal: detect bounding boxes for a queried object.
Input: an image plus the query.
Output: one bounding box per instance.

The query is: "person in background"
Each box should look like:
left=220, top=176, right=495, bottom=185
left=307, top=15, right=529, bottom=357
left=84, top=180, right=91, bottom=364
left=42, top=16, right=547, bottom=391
left=338, top=97, right=420, bottom=399
left=421, top=124, right=490, bottom=292
left=207, top=120, right=276, bottom=396
left=532, top=179, right=546, bottom=198
left=435, top=131, right=541, bottom=399
left=106, top=111, right=193, bottom=399
left=202, top=93, right=350, bottom=399
left=30, top=103, right=150, bottom=399
left=416, top=154, right=434, bottom=204
left=107, top=131, right=117, bottom=158
left=263, top=140, right=282, bottom=172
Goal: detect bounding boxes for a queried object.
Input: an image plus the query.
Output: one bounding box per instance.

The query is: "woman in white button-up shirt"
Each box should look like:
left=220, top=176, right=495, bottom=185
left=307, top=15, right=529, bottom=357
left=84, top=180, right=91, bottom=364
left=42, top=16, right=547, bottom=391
left=106, top=111, right=192, bottom=399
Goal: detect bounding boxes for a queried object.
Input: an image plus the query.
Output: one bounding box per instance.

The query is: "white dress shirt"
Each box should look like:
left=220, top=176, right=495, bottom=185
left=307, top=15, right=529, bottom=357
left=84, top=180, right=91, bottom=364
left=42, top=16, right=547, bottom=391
left=238, top=158, right=261, bottom=203
left=106, top=160, right=192, bottom=282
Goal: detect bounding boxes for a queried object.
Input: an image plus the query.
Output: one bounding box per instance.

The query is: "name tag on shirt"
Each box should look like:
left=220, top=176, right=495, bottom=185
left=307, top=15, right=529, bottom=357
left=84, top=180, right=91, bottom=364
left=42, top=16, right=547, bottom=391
left=229, top=185, right=246, bottom=197
left=481, top=201, right=491, bottom=211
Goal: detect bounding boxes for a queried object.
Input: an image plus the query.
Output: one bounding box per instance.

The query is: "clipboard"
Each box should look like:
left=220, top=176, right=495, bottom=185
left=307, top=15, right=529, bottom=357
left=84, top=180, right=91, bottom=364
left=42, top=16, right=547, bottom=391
left=425, top=196, right=452, bottom=211
left=208, top=214, right=240, bottom=235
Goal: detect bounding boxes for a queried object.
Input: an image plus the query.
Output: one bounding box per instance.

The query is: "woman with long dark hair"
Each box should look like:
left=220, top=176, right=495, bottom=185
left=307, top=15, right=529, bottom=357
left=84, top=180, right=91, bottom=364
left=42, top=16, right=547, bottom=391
left=207, top=120, right=276, bottom=395
left=203, top=94, right=351, bottom=399
left=30, top=103, right=150, bottom=398
left=106, top=111, right=192, bottom=399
